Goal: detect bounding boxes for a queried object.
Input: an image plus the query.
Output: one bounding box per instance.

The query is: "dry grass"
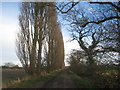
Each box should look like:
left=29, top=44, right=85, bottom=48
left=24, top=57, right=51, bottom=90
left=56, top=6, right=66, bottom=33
left=3, top=76, right=32, bottom=88
left=2, top=69, right=28, bottom=88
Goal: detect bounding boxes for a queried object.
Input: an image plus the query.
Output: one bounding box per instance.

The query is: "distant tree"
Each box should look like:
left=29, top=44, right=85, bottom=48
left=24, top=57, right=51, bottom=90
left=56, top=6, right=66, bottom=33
left=3, top=62, right=16, bottom=67
left=68, top=49, right=86, bottom=65
left=67, top=49, right=87, bottom=75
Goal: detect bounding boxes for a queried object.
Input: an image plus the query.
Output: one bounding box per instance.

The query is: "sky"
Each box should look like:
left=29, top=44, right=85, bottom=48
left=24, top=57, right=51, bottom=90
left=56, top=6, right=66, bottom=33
left=0, top=2, right=21, bottom=66
left=0, top=2, right=80, bottom=66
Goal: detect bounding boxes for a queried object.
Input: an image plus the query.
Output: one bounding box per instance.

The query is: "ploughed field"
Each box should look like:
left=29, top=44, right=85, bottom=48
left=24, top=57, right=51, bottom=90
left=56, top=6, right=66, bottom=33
left=2, top=69, right=27, bottom=87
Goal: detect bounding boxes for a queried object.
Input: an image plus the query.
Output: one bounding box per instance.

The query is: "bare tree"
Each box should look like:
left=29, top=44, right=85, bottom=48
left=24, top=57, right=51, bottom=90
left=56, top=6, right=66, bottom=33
left=16, top=2, right=47, bottom=75
left=61, top=2, right=119, bottom=65
left=16, top=2, right=65, bottom=75
left=45, top=3, right=65, bottom=72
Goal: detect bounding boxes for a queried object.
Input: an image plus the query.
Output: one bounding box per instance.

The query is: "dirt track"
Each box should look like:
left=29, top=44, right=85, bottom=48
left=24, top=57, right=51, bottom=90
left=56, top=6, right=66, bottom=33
left=42, top=70, right=76, bottom=88
left=32, top=69, right=77, bottom=88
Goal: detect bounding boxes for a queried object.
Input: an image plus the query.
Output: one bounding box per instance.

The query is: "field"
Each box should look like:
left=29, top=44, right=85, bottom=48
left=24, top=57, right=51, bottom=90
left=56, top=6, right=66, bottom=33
left=2, top=68, right=28, bottom=88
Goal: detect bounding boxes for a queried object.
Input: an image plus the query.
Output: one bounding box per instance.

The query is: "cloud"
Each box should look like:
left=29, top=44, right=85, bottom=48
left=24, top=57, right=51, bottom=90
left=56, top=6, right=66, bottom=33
left=0, top=24, right=19, bottom=45
left=0, top=22, right=20, bottom=66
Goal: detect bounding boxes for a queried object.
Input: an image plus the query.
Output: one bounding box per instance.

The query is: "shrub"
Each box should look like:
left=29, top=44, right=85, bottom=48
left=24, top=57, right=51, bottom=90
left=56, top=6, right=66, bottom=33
left=70, top=63, right=87, bottom=76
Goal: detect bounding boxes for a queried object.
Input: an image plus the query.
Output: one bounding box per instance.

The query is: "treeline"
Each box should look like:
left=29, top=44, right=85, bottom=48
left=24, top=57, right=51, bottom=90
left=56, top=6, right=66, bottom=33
left=2, top=66, right=22, bottom=69
left=16, top=2, right=64, bottom=75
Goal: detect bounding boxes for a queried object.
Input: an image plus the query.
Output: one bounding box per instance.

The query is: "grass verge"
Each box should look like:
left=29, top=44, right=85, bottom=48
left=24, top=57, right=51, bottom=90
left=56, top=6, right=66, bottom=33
left=8, top=69, right=62, bottom=88
left=69, top=70, right=93, bottom=89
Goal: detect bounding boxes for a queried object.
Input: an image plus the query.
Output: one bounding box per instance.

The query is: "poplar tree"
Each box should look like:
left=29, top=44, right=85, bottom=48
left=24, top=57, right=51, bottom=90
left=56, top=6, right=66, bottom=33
left=16, top=2, right=65, bottom=75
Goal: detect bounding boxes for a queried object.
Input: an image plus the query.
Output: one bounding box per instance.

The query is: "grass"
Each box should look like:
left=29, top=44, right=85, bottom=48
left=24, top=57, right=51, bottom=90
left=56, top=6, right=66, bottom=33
left=68, top=70, right=93, bottom=89
left=93, top=68, right=119, bottom=88
left=101, top=69, right=118, bottom=74
left=9, top=69, right=62, bottom=88
left=2, top=69, right=27, bottom=88
left=69, top=64, right=119, bottom=88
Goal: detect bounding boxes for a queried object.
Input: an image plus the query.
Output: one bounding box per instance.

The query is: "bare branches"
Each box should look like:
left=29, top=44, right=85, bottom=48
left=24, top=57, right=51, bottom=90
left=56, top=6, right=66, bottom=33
left=90, top=2, right=120, bottom=12
left=74, top=16, right=120, bottom=27
left=56, top=2, right=79, bottom=14
left=17, top=2, right=65, bottom=75
left=62, top=1, right=119, bottom=65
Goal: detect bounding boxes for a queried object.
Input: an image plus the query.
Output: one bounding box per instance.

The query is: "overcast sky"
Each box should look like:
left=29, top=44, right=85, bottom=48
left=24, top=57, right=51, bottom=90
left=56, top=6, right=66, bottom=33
left=0, top=2, right=80, bottom=66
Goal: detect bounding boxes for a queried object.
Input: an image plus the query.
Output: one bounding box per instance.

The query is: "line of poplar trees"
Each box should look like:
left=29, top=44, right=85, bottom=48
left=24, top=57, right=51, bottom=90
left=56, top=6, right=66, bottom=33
left=16, top=2, right=64, bottom=75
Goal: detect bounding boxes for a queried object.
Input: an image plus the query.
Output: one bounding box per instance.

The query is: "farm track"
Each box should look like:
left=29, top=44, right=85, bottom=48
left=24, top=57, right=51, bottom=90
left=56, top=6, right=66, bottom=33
left=42, top=70, right=77, bottom=88
left=30, top=69, right=78, bottom=88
